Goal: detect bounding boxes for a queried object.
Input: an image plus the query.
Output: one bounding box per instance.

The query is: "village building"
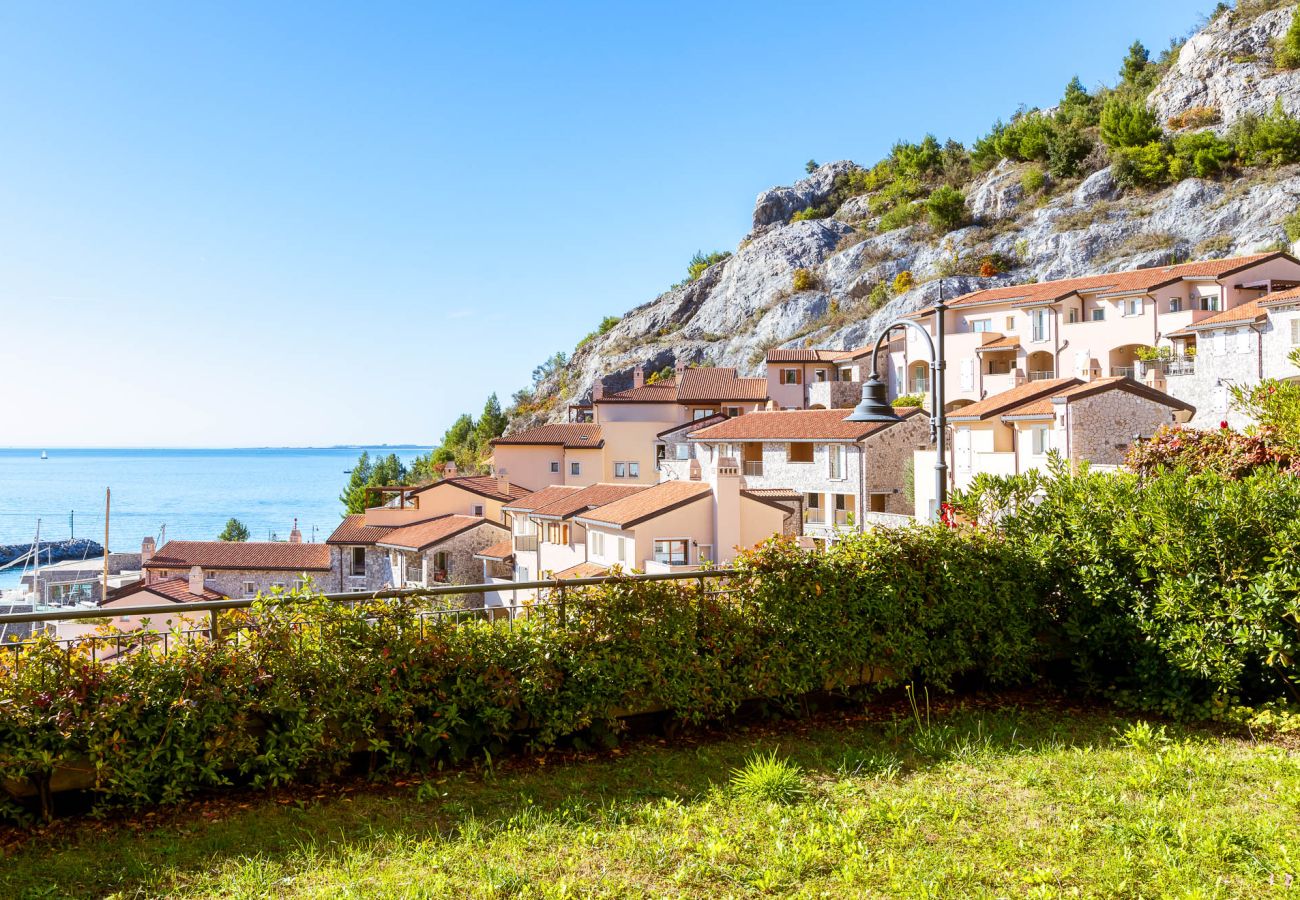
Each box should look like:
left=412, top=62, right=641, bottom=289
left=375, top=514, right=509, bottom=591
left=687, top=407, right=930, bottom=534
left=142, top=534, right=333, bottom=598
left=57, top=572, right=228, bottom=644
left=502, top=483, right=646, bottom=584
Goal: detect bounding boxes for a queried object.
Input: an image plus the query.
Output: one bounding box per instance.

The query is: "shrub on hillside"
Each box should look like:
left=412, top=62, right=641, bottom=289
left=1169, top=130, right=1235, bottom=179
left=1275, top=7, right=1300, bottom=69
left=1229, top=100, right=1300, bottom=166
left=876, top=200, right=925, bottom=233
left=925, top=185, right=967, bottom=233
left=1020, top=166, right=1046, bottom=195
left=892, top=270, right=914, bottom=293
left=792, top=267, right=818, bottom=292
left=1166, top=106, right=1221, bottom=130
left=1112, top=141, right=1171, bottom=187
left=1284, top=208, right=1300, bottom=243
left=1100, top=98, right=1163, bottom=150
left=1046, top=121, right=1093, bottom=178
left=688, top=250, right=731, bottom=282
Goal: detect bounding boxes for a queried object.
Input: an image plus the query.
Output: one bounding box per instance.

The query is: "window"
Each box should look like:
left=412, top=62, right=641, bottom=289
left=1090, top=308, right=1105, bottom=322
left=472, top=504, right=484, bottom=516
left=1292, top=319, right=1300, bottom=346
left=788, top=443, right=814, bottom=463
left=1169, top=297, right=1183, bottom=313
left=653, top=539, right=689, bottom=565
left=350, top=546, right=366, bottom=576
left=987, top=358, right=1012, bottom=375
left=550, top=461, right=560, bottom=473
left=47, top=582, right=93, bottom=606
left=675, top=443, right=691, bottom=460
left=1200, top=295, right=1222, bottom=312
left=614, top=462, right=627, bottom=478
left=272, top=582, right=286, bottom=591
left=805, top=492, right=823, bottom=523
left=244, top=581, right=256, bottom=597
left=570, top=462, right=581, bottom=476
left=591, top=532, right=604, bottom=556
left=840, top=367, right=853, bottom=381
left=1122, top=297, right=1142, bottom=317
left=781, top=368, right=801, bottom=385
left=293, top=578, right=305, bottom=592
left=1032, top=309, right=1050, bottom=341
left=617, top=538, right=628, bottom=564
left=828, top=444, right=845, bottom=480
left=813, top=369, right=828, bottom=382
left=692, top=409, right=715, bottom=420
left=517, top=566, right=529, bottom=582
left=432, top=551, right=448, bottom=576
left=833, top=494, right=851, bottom=526
left=1068, top=308, right=1079, bottom=324
left=971, top=318, right=992, bottom=333
left=1006, top=316, right=1015, bottom=331
left=1031, top=426, right=1049, bottom=455
left=725, top=406, right=742, bottom=418
left=628, top=461, right=640, bottom=478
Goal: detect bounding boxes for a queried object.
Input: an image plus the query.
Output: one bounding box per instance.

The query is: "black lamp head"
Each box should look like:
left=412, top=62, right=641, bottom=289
left=844, top=374, right=900, bottom=423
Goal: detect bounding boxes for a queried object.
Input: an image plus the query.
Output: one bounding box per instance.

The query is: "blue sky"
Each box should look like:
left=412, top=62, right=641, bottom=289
left=3, top=0, right=1210, bottom=448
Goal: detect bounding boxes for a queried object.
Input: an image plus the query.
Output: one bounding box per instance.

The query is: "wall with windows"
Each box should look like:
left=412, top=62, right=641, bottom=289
left=409, top=482, right=517, bottom=524
left=148, top=567, right=332, bottom=599
left=329, top=544, right=393, bottom=592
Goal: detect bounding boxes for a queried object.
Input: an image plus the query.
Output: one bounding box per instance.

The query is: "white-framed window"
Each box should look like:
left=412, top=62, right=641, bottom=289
left=293, top=578, right=305, bottom=592
left=725, top=406, right=742, bottom=418
left=813, top=369, right=828, bottom=382
left=472, top=504, right=485, bottom=516
left=1122, top=297, right=1143, bottom=317
left=1169, top=297, right=1183, bottom=313
left=840, top=367, right=853, bottom=381
left=617, top=537, right=628, bottom=564
left=516, top=566, right=529, bottom=582
left=350, top=547, right=366, bottom=577
left=1032, top=309, right=1050, bottom=341
left=805, top=492, right=823, bottom=523
left=272, top=581, right=286, bottom=591
left=833, top=494, right=852, bottom=526
left=1200, top=295, right=1222, bottom=312
left=781, top=368, right=801, bottom=385
left=971, top=318, right=992, bottom=333
left=614, top=462, right=627, bottom=478
left=675, top=443, right=691, bottom=460
left=550, top=461, right=560, bottom=473
left=1006, top=316, right=1015, bottom=331
left=591, top=532, right=604, bottom=556
left=628, top=461, right=640, bottom=478
left=653, top=539, right=689, bottom=566
left=570, top=462, right=581, bottom=476
left=692, top=409, right=714, bottom=420
left=1291, top=319, right=1300, bottom=346
left=1089, top=308, right=1104, bottom=322
left=1068, top=308, right=1079, bottom=324
left=1031, top=425, right=1050, bottom=455
left=828, top=444, right=845, bottom=480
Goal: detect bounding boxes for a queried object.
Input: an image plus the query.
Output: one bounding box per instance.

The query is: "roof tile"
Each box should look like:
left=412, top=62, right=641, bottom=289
left=491, top=423, right=603, bottom=449
left=378, top=515, right=504, bottom=552
left=577, top=481, right=713, bottom=529
left=689, top=408, right=914, bottom=441
left=145, top=541, right=332, bottom=572
left=676, top=367, right=769, bottom=402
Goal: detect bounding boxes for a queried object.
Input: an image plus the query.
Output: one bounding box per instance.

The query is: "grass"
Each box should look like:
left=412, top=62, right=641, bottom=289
left=3, top=695, right=1300, bottom=898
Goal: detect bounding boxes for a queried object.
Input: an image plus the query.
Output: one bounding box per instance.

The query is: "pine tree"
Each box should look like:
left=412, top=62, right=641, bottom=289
left=218, top=518, right=250, bottom=542
left=474, top=394, right=508, bottom=447
left=1120, top=40, right=1150, bottom=89
left=339, top=451, right=374, bottom=514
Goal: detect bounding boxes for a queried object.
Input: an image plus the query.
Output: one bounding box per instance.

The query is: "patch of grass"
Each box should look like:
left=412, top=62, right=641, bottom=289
left=730, top=751, right=806, bottom=804
left=4, top=700, right=1300, bottom=898
left=1053, top=200, right=1116, bottom=232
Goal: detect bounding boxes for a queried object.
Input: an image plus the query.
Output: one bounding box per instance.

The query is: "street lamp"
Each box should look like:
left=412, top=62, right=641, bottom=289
left=846, top=283, right=949, bottom=523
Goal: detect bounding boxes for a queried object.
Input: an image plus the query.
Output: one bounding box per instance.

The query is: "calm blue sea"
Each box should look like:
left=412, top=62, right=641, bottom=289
left=0, top=447, right=423, bottom=588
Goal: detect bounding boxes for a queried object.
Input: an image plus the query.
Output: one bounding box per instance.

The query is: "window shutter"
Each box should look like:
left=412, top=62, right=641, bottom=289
left=1292, top=319, right=1300, bottom=346
left=960, top=358, right=974, bottom=391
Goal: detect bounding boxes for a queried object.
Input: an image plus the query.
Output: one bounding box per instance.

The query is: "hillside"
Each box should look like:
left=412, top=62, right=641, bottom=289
left=504, top=1, right=1300, bottom=430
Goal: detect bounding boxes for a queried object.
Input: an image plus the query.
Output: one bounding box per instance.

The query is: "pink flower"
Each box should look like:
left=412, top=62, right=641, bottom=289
left=1220, top=420, right=1229, bottom=429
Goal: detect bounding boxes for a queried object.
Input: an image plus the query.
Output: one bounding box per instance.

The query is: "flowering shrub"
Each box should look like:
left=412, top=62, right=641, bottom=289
left=0, top=527, right=1048, bottom=823
left=1125, top=424, right=1299, bottom=479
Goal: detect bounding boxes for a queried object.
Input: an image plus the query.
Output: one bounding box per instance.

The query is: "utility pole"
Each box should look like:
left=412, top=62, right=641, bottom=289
left=69, top=510, right=74, bottom=541
left=102, top=489, right=110, bottom=602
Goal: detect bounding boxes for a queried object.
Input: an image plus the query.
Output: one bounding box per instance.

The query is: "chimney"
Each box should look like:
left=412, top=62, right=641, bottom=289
left=141, top=536, right=155, bottom=567
left=633, top=366, right=645, bottom=389
left=674, top=361, right=686, bottom=379
left=188, top=565, right=205, bottom=597
left=289, top=518, right=302, bottom=543
left=592, top=379, right=604, bottom=401
left=444, top=462, right=457, bottom=479
left=711, top=457, right=742, bottom=565
left=497, top=468, right=510, bottom=500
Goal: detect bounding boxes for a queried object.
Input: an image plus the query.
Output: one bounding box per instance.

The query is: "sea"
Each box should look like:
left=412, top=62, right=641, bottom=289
left=0, top=447, right=424, bottom=589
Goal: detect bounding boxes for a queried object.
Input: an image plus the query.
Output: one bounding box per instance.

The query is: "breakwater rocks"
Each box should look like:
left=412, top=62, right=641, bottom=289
left=0, top=539, right=105, bottom=568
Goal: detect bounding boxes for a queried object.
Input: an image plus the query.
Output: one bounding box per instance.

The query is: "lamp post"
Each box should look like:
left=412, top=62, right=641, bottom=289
left=845, top=282, right=948, bottom=523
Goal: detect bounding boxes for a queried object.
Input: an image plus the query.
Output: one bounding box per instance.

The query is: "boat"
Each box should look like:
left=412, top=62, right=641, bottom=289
left=40, top=450, right=47, bottom=460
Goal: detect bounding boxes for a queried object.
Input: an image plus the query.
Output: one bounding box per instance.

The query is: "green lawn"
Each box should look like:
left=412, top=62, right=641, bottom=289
left=3, top=696, right=1299, bottom=898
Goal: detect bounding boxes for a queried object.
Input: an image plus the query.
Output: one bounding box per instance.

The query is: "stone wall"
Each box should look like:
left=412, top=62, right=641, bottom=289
left=807, top=380, right=862, bottom=410
left=1067, top=390, right=1184, bottom=466
left=148, top=567, right=331, bottom=599
left=329, top=544, right=394, bottom=593
left=864, top=414, right=932, bottom=516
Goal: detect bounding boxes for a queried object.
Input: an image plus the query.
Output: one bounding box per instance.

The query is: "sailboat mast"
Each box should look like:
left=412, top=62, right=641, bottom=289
left=102, top=488, right=110, bottom=602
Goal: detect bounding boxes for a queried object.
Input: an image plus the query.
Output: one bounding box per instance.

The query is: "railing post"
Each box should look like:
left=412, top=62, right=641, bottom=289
left=209, top=608, right=221, bottom=644
left=558, top=583, right=567, bottom=629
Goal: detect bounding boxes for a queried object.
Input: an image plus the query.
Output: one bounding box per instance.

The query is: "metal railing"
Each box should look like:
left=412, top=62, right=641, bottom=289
left=513, top=534, right=539, bottom=552
left=743, top=461, right=763, bottom=476
left=1140, top=357, right=1195, bottom=377
left=1111, top=366, right=1136, bottom=379
left=0, top=569, right=742, bottom=672
left=1027, top=370, right=1057, bottom=381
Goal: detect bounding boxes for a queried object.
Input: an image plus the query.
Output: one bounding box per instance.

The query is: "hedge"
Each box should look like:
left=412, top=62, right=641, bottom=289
left=0, top=527, right=1049, bottom=823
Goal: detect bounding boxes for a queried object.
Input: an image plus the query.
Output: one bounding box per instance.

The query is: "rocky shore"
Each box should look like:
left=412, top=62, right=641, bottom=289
left=0, top=539, right=105, bottom=569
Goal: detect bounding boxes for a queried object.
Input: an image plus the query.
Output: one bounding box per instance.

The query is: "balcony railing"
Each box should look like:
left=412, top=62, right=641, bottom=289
left=833, top=509, right=852, bottom=527
left=1027, top=370, right=1056, bottom=381
left=1111, top=366, right=1136, bottom=379
left=805, top=510, right=825, bottom=525
left=513, top=534, right=539, bottom=552
left=1140, top=357, right=1195, bottom=377
left=404, top=567, right=423, bottom=585
left=744, top=461, right=763, bottom=476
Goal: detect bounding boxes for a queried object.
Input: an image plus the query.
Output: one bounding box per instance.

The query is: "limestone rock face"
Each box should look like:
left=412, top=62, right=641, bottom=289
left=1149, top=6, right=1300, bottom=125
left=508, top=5, right=1300, bottom=433
left=751, top=160, right=858, bottom=231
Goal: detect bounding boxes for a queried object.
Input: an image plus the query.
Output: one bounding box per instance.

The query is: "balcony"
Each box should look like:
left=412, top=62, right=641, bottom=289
left=1111, top=366, right=1136, bottom=379
left=513, top=534, right=539, bottom=553
left=403, top=567, right=422, bottom=585
left=1027, top=370, right=1056, bottom=381
left=1140, top=357, right=1195, bottom=377
left=744, top=460, right=763, bottom=477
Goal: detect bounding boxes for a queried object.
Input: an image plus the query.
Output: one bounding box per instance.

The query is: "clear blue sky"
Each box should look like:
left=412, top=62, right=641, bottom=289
left=3, top=0, right=1209, bottom=448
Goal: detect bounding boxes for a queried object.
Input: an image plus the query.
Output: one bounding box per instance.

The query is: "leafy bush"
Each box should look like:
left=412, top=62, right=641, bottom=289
left=792, top=268, right=819, bottom=292
left=866, top=281, right=891, bottom=310
left=1057, top=76, right=1100, bottom=127
left=891, top=393, right=926, bottom=408
left=1166, top=106, right=1221, bottom=130
left=805, top=159, right=819, bottom=174
left=925, top=186, right=968, bottom=233
left=1020, top=166, right=1046, bottom=195
left=1046, top=122, right=1093, bottom=178
left=1229, top=100, right=1300, bottom=166
left=0, top=528, right=1051, bottom=822
left=1100, top=98, right=1163, bottom=150
left=892, top=270, right=914, bottom=293
left=877, top=201, right=924, bottom=233
left=575, top=316, right=622, bottom=350
left=1126, top=424, right=1299, bottom=479
left=1112, top=141, right=1171, bottom=187
left=1276, top=7, right=1300, bottom=69
left=688, top=250, right=731, bottom=282
left=790, top=204, right=832, bottom=222
left=1169, top=130, right=1235, bottom=179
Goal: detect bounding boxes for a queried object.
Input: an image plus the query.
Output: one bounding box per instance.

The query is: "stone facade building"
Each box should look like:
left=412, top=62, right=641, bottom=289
left=375, top=515, right=510, bottom=597
left=142, top=538, right=333, bottom=598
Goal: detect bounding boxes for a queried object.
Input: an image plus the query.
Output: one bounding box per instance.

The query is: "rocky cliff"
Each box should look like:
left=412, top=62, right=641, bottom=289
left=511, top=3, right=1300, bottom=425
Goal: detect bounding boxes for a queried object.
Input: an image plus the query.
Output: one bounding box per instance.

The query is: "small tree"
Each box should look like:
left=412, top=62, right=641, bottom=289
left=1100, top=98, right=1162, bottom=150
left=925, top=185, right=968, bottom=233
left=1119, top=40, right=1153, bottom=92
left=805, top=159, right=819, bottom=174
left=218, top=518, right=250, bottom=542
left=1276, top=8, right=1300, bottom=69
left=473, top=394, right=508, bottom=448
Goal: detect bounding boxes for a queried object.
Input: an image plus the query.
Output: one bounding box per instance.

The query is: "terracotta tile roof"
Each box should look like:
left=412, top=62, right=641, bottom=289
left=1261, top=285, right=1300, bottom=307
left=742, top=488, right=803, bottom=501
left=377, top=515, right=505, bottom=552
left=657, top=413, right=727, bottom=439
left=490, top=423, right=603, bottom=449
left=326, top=514, right=397, bottom=546
left=676, top=367, right=769, bottom=402
left=947, top=378, right=1081, bottom=422
left=531, top=483, right=646, bottom=520
left=473, top=539, right=515, bottom=561
left=999, top=377, right=1195, bottom=420
left=502, top=485, right=583, bottom=513
left=410, top=474, right=532, bottom=503
left=688, top=407, right=913, bottom=442
left=976, top=334, right=1020, bottom=352
left=105, top=576, right=226, bottom=605
left=551, top=562, right=610, bottom=579
left=145, top=541, right=332, bottom=572
left=1185, top=297, right=1268, bottom=329
left=600, top=381, right=679, bottom=402
left=765, top=348, right=852, bottom=362
left=576, top=481, right=713, bottom=529
left=937, top=253, right=1288, bottom=312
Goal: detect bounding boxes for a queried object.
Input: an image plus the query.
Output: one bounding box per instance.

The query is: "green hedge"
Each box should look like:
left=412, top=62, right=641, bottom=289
left=0, top=527, right=1048, bottom=822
